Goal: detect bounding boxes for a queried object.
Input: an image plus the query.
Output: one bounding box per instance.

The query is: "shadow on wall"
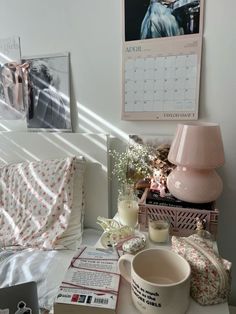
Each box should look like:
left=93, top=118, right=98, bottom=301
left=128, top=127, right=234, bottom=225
left=229, top=306, right=236, bottom=314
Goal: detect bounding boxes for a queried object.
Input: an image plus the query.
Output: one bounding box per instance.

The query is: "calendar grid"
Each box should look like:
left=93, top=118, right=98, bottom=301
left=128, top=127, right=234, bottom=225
left=124, top=54, right=197, bottom=113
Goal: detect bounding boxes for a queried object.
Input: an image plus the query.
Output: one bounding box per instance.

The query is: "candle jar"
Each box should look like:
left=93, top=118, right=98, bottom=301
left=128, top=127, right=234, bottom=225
left=148, top=218, right=170, bottom=243
left=118, top=184, right=139, bottom=228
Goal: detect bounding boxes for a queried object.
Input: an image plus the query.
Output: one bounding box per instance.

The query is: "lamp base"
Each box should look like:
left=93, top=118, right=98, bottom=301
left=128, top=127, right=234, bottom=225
left=167, top=166, right=223, bottom=203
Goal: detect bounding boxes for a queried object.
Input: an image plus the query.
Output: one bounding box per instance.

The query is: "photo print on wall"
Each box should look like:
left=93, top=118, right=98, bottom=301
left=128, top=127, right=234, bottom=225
left=124, top=0, right=201, bottom=42
left=0, top=36, right=27, bottom=120
left=22, top=52, right=72, bottom=131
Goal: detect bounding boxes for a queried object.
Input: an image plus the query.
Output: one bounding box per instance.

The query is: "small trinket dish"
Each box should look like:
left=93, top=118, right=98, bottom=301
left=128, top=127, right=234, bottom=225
left=100, top=226, right=134, bottom=248
left=122, top=234, right=146, bottom=254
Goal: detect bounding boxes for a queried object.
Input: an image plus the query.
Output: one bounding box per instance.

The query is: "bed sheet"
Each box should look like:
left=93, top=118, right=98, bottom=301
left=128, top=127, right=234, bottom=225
left=0, top=248, right=75, bottom=312
left=0, top=228, right=102, bottom=313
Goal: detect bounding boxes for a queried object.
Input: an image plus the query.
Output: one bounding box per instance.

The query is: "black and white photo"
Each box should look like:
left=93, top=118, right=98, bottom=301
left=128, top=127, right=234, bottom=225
left=22, top=53, right=71, bottom=131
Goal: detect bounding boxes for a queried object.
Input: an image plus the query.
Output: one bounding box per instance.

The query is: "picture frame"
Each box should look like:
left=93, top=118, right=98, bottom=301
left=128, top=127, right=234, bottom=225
left=22, top=52, right=72, bottom=131
left=0, top=36, right=27, bottom=120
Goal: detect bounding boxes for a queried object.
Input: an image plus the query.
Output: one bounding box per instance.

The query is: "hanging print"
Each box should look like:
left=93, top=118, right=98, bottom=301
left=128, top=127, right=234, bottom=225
left=122, top=0, right=204, bottom=121
left=22, top=53, right=72, bottom=131
left=0, top=36, right=26, bottom=120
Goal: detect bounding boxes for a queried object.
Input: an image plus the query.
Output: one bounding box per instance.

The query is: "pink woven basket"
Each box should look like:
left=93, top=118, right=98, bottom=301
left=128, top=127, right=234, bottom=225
left=138, top=190, right=219, bottom=238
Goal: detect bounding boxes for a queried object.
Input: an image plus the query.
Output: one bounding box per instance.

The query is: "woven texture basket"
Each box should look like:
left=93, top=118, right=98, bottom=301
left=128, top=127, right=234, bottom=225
left=138, top=189, right=219, bottom=238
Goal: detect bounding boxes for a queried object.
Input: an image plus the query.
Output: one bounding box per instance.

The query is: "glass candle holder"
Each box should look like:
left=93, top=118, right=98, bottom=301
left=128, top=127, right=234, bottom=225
left=148, top=219, right=170, bottom=243
left=118, top=185, right=139, bottom=228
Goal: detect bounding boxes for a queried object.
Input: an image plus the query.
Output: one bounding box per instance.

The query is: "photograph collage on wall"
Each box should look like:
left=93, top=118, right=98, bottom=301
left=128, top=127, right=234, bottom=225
left=0, top=36, right=72, bottom=131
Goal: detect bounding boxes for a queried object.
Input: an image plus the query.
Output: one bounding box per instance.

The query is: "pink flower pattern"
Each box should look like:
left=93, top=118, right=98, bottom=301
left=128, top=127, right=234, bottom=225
left=172, top=234, right=231, bottom=305
left=0, top=157, right=77, bottom=249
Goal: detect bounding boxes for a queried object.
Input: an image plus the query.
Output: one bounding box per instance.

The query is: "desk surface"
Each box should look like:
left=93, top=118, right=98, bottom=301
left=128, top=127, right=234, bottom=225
left=117, top=277, right=229, bottom=314
left=96, top=229, right=229, bottom=314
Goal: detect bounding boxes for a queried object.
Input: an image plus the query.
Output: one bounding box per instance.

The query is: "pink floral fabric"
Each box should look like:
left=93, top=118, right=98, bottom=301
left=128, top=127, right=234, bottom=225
left=0, top=157, right=77, bottom=249
left=172, top=234, right=231, bottom=305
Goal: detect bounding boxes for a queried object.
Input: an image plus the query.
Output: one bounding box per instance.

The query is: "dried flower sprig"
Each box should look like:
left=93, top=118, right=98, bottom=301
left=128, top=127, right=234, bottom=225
left=109, top=142, right=154, bottom=188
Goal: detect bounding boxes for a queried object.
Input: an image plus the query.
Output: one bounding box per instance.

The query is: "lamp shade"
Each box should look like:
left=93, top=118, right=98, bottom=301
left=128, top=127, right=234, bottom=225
left=168, top=122, right=225, bottom=169
left=167, top=122, right=225, bottom=203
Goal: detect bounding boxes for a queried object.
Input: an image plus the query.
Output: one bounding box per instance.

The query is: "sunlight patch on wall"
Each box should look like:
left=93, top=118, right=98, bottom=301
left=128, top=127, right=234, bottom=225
left=0, top=123, right=11, bottom=131
left=0, top=52, right=12, bottom=63
left=0, top=132, right=40, bottom=162
left=48, top=133, right=107, bottom=172
left=77, top=101, right=130, bottom=142
left=79, top=114, right=106, bottom=134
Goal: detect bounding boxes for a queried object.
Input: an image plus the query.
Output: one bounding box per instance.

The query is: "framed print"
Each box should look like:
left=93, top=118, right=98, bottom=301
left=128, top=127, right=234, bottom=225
left=22, top=52, right=72, bottom=131
left=0, top=36, right=27, bottom=120
left=122, top=0, right=204, bottom=121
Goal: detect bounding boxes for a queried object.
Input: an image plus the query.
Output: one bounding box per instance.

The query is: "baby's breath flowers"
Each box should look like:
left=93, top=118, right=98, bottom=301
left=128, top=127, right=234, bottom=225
left=109, top=142, right=153, bottom=188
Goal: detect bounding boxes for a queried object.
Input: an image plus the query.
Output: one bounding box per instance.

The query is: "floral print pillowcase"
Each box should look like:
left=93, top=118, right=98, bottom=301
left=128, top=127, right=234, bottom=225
left=0, top=156, right=80, bottom=249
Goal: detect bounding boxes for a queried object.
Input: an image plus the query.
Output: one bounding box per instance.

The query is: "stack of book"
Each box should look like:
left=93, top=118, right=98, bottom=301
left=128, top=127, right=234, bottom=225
left=137, top=188, right=218, bottom=237
left=54, top=247, right=121, bottom=314
left=137, top=188, right=215, bottom=210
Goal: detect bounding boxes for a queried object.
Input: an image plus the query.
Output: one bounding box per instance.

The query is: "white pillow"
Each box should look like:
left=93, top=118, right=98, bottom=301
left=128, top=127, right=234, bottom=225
left=54, top=157, right=86, bottom=249
left=0, top=156, right=85, bottom=250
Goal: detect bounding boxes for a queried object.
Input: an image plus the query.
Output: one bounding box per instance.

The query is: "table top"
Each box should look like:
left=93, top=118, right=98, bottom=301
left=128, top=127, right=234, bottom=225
left=117, top=276, right=229, bottom=314
left=96, top=227, right=229, bottom=314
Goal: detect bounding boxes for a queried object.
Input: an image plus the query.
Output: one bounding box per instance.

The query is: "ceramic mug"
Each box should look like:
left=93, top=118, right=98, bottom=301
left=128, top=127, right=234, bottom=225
left=118, top=248, right=191, bottom=314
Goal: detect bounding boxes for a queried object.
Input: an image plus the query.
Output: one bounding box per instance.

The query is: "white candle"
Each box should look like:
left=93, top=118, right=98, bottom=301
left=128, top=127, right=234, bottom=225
left=148, top=220, right=169, bottom=243
left=118, top=199, right=139, bottom=228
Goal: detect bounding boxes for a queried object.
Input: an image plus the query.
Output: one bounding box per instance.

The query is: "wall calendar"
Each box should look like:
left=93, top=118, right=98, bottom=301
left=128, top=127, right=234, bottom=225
left=122, top=0, right=204, bottom=121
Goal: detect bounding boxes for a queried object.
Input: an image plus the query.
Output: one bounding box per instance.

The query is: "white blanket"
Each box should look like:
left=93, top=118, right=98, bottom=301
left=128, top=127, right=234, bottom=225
left=0, top=248, right=75, bottom=312
left=0, top=229, right=102, bottom=312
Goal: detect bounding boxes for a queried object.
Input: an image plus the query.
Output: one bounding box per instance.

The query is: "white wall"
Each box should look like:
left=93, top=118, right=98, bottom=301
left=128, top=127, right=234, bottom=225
left=0, top=0, right=236, bottom=305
